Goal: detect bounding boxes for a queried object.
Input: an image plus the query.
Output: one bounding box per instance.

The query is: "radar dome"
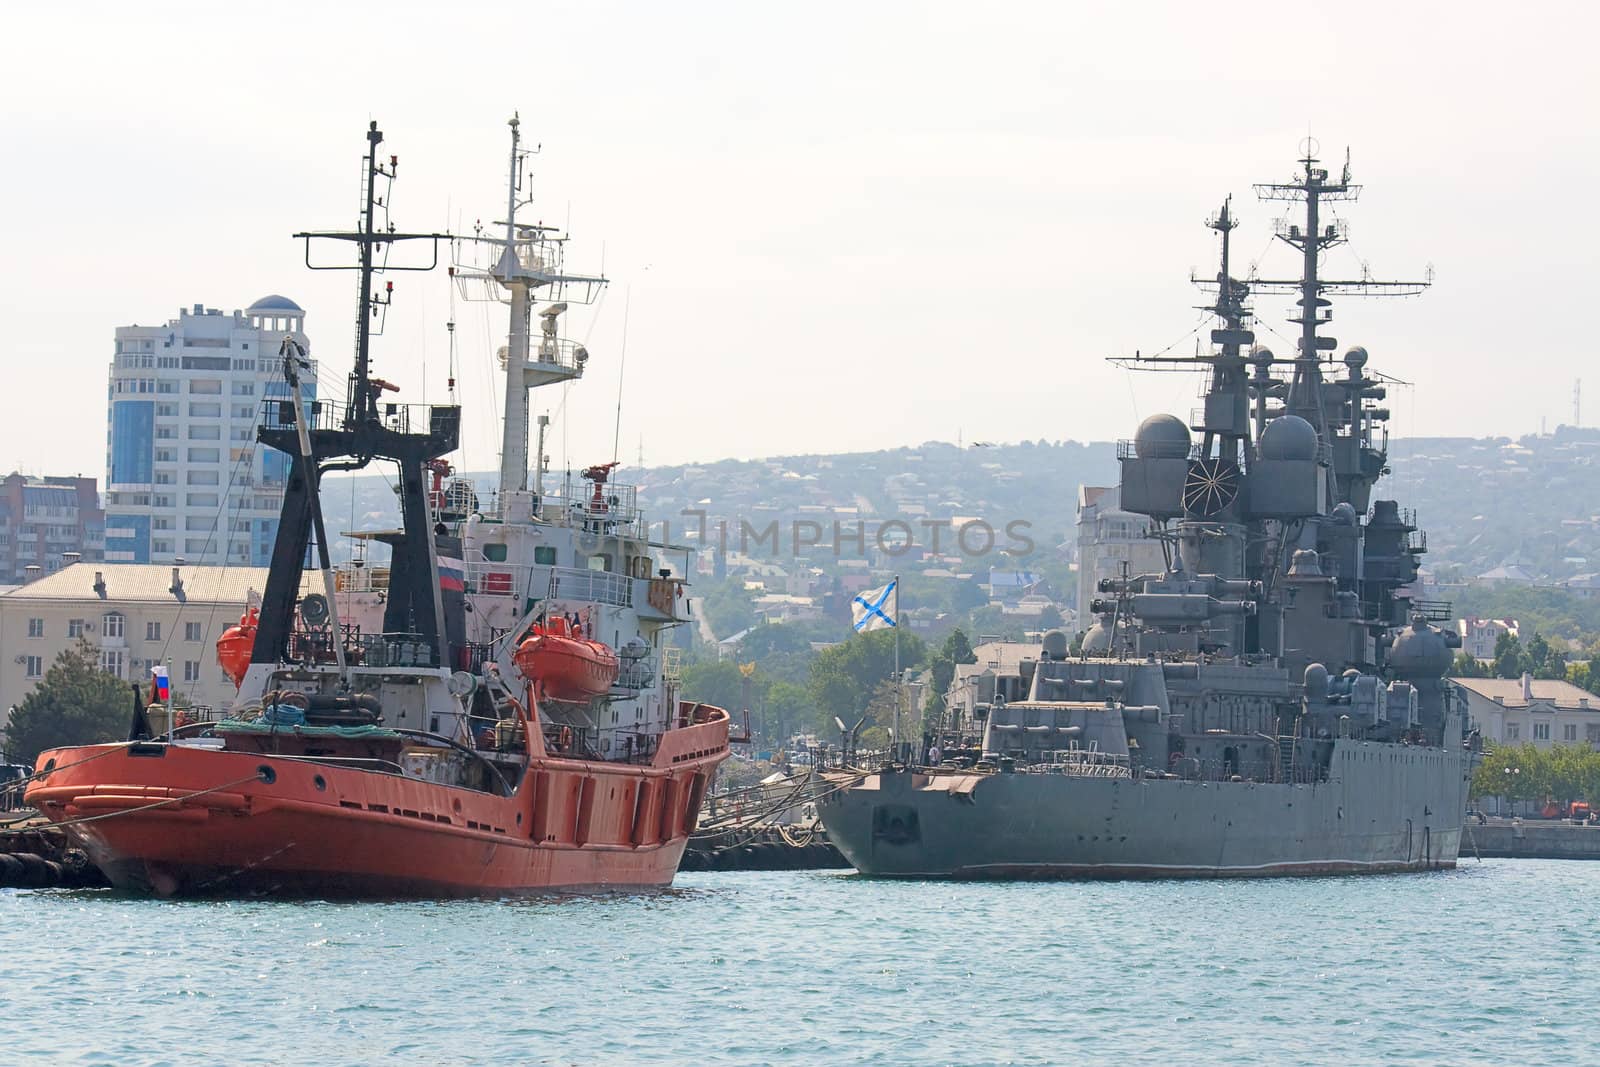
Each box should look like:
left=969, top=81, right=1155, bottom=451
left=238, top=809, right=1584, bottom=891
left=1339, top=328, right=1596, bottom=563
left=1344, top=346, right=1369, bottom=368
left=1250, top=346, right=1275, bottom=364
left=1042, top=630, right=1069, bottom=660
left=1081, top=617, right=1113, bottom=655
left=1259, top=415, right=1319, bottom=461
left=1388, top=615, right=1454, bottom=679
left=1330, top=502, right=1357, bottom=526
left=1304, top=663, right=1330, bottom=702
left=1134, top=414, right=1191, bottom=459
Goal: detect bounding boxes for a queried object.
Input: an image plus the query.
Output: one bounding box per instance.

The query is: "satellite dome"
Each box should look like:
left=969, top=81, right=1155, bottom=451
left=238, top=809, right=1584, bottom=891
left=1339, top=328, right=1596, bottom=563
left=1042, top=629, right=1069, bottom=660
left=1133, top=414, right=1191, bottom=459
left=1259, top=415, right=1319, bottom=461
left=1250, top=346, right=1275, bottom=364
left=247, top=294, right=303, bottom=313
left=1343, top=345, right=1369, bottom=368
left=1330, top=502, right=1358, bottom=526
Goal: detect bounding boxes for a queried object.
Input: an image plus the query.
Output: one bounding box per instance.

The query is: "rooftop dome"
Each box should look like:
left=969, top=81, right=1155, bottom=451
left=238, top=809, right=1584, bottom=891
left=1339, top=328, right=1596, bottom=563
left=1133, top=413, right=1191, bottom=459
left=247, top=294, right=303, bottom=312
left=1259, top=414, right=1319, bottom=461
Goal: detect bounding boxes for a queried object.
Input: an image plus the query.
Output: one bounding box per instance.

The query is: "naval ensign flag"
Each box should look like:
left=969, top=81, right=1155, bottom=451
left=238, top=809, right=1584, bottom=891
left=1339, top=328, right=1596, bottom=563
left=851, top=579, right=898, bottom=633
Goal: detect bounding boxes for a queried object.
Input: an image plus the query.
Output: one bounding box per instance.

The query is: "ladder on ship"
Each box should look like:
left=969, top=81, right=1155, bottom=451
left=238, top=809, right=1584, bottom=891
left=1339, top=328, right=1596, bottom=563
left=1276, top=732, right=1296, bottom=783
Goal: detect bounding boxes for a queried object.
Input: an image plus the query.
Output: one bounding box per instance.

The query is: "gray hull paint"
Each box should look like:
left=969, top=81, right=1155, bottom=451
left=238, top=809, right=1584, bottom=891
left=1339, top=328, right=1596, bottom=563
left=820, top=740, right=1473, bottom=879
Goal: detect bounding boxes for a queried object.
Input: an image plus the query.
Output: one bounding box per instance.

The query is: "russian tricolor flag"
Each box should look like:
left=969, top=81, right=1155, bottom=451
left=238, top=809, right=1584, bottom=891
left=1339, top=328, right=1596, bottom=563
left=151, top=665, right=171, bottom=703
left=438, top=557, right=466, bottom=594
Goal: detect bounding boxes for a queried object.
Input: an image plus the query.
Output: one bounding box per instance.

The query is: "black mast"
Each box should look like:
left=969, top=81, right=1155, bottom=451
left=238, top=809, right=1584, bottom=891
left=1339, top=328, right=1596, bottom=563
left=252, top=121, right=459, bottom=672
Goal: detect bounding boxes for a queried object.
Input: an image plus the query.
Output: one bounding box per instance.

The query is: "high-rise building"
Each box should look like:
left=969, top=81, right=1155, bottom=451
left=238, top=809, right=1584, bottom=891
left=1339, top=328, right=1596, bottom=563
left=105, top=297, right=316, bottom=566
left=1075, top=485, right=1165, bottom=627
left=0, top=474, right=105, bottom=583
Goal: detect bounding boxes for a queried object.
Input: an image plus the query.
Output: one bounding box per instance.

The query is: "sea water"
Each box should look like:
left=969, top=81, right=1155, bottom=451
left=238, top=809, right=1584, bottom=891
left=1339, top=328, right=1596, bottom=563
left=0, top=860, right=1593, bottom=1066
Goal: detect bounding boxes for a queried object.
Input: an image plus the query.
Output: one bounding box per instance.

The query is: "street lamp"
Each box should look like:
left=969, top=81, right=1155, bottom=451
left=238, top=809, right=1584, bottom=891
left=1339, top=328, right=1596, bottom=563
left=1503, top=765, right=1521, bottom=816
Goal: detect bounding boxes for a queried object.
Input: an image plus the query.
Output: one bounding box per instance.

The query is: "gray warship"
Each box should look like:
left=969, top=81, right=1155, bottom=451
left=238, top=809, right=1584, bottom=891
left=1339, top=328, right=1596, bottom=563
left=818, top=147, right=1480, bottom=878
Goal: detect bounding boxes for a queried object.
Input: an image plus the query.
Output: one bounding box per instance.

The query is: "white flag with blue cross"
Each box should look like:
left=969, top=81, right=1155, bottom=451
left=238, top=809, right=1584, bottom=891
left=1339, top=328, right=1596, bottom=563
left=851, top=579, right=898, bottom=633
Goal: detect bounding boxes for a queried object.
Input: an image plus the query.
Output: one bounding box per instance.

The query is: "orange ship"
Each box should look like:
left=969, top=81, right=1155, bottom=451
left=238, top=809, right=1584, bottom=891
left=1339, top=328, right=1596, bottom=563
left=27, top=701, right=727, bottom=897
left=26, top=119, right=729, bottom=896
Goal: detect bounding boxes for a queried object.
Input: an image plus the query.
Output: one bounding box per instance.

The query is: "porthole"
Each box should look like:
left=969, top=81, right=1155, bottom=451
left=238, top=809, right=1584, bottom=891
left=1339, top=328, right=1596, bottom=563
left=257, top=764, right=276, bottom=784
left=313, top=774, right=327, bottom=792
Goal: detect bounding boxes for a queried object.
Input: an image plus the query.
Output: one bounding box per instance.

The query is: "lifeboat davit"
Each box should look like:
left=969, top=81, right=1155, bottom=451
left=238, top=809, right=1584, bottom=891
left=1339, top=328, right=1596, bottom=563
left=513, top=618, right=619, bottom=702
left=216, top=607, right=259, bottom=690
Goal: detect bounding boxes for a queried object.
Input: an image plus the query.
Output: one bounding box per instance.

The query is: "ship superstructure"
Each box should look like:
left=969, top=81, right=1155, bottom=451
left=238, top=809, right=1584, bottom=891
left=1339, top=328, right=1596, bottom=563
left=27, top=119, right=728, bottom=896
left=818, top=146, right=1479, bottom=878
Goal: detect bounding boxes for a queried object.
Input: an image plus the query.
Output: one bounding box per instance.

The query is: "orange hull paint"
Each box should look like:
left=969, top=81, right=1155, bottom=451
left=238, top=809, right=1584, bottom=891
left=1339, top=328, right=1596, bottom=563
left=26, top=712, right=729, bottom=897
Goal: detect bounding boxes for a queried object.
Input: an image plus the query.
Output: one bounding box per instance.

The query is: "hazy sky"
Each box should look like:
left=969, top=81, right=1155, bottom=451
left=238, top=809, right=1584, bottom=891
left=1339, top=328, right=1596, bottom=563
left=1, top=1, right=1594, bottom=482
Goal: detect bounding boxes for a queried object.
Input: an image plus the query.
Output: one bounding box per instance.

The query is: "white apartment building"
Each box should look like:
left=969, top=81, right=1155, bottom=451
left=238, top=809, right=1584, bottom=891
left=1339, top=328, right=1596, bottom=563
left=1456, top=616, right=1519, bottom=662
left=0, top=562, right=292, bottom=732
left=1453, top=675, right=1600, bottom=749
left=106, top=297, right=316, bottom=567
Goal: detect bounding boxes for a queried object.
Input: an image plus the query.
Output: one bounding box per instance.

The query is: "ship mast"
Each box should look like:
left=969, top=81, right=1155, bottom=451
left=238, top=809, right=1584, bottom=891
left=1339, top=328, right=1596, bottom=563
left=1250, top=141, right=1430, bottom=443
left=497, top=116, right=536, bottom=497
left=253, top=121, right=459, bottom=672
left=454, top=114, right=608, bottom=506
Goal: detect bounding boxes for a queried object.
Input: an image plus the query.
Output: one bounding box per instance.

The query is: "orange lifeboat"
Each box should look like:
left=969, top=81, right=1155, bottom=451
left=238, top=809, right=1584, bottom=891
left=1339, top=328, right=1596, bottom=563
left=513, top=617, right=619, bottom=702
left=216, top=607, right=259, bottom=689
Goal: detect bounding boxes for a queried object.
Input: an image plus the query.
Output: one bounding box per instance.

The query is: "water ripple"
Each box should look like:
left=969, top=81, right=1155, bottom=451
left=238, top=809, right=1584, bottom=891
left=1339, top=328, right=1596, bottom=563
left=4, top=861, right=1599, bottom=1064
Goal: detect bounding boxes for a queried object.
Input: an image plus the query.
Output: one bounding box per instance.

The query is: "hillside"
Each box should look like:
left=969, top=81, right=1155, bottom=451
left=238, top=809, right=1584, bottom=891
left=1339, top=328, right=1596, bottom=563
left=322, top=427, right=1600, bottom=599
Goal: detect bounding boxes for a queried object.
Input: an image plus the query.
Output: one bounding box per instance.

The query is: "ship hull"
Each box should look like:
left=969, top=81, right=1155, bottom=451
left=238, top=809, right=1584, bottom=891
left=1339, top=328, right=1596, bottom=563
left=819, top=739, right=1473, bottom=879
left=27, top=717, right=727, bottom=897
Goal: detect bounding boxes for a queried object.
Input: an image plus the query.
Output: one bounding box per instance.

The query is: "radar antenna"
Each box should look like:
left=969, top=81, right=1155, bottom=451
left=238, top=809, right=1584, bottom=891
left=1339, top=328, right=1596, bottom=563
left=1249, top=146, right=1430, bottom=436
left=293, top=121, right=447, bottom=429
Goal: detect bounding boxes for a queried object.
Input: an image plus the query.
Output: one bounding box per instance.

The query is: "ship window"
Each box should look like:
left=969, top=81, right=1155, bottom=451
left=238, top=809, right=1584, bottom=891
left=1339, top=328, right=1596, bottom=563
left=483, top=543, right=507, bottom=563
left=588, top=554, right=611, bottom=572
left=534, top=546, right=556, bottom=565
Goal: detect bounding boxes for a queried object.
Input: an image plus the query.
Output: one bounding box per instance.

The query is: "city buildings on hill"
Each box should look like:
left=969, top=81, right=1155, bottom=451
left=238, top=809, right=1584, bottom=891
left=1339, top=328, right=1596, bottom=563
left=0, top=562, right=286, bottom=732
left=0, top=474, right=105, bottom=583
left=105, top=297, right=316, bottom=567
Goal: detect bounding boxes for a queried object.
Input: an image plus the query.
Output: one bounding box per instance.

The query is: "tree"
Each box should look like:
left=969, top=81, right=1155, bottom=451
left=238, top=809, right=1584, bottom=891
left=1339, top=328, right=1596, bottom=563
left=4, top=640, right=131, bottom=765
left=1526, top=632, right=1550, bottom=672
left=699, top=580, right=757, bottom=643
left=924, top=629, right=978, bottom=720
left=680, top=660, right=748, bottom=714
left=762, top=681, right=812, bottom=747
left=1492, top=632, right=1525, bottom=679
left=807, top=629, right=926, bottom=730
left=1449, top=651, right=1489, bottom=678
